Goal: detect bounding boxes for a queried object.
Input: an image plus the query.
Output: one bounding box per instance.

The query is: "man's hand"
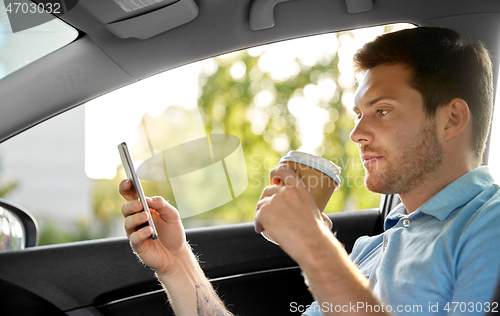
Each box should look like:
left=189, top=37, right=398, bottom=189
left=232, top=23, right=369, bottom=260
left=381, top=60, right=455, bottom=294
left=255, top=166, right=386, bottom=316
left=120, top=180, right=234, bottom=316
left=254, top=164, right=329, bottom=260
left=120, top=179, right=188, bottom=276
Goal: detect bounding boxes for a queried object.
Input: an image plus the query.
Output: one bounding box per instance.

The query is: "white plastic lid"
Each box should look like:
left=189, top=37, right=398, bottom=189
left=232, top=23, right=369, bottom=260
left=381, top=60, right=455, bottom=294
left=279, top=150, right=341, bottom=186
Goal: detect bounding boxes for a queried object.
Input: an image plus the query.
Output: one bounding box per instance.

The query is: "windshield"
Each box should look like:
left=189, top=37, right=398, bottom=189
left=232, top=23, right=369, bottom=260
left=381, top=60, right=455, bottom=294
left=0, top=0, right=78, bottom=80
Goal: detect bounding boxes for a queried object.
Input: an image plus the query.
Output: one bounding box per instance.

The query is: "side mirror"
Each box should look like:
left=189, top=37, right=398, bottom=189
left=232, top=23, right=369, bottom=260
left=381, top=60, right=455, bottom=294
left=0, top=198, right=38, bottom=250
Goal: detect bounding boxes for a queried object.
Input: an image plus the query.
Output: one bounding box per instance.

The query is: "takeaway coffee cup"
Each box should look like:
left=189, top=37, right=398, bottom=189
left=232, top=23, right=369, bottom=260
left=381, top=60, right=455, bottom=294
left=261, top=151, right=341, bottom=244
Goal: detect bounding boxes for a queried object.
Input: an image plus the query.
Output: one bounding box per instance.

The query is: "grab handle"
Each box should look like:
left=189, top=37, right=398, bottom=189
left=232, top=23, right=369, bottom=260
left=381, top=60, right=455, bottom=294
left=249, top=0, right=294, bottom=31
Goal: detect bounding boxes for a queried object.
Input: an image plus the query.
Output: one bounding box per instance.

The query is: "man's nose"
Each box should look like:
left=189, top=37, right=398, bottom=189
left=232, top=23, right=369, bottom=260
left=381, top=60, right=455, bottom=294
left=350, top=117, right=373, bottom=144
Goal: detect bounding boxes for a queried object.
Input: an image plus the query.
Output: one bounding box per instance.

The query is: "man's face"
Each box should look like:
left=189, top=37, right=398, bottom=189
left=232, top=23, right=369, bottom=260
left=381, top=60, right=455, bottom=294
left=350, top=64, right=443, bottom=195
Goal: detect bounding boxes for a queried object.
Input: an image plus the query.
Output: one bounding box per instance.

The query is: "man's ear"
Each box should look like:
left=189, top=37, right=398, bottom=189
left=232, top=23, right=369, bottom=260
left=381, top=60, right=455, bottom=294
left=441, top=98, right=470, bottom=142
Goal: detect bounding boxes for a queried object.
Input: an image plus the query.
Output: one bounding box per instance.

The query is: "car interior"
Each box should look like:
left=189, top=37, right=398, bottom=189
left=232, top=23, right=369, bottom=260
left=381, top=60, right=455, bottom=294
left=0, top=0, right=500, bottom=315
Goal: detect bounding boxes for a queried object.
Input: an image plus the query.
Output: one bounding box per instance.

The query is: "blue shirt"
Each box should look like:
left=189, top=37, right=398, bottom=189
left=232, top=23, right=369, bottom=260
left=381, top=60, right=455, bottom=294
left=303, top=166, right=500, bottom=315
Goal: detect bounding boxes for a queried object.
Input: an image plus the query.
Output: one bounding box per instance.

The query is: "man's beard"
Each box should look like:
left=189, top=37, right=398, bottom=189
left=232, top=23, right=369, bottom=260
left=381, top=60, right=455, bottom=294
left=362, top=117, right=443, bottom=195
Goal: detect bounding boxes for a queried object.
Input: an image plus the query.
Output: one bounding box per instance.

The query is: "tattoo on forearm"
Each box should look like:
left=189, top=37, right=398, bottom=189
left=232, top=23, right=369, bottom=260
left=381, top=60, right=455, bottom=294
left=195, top=284, right=231, bottom=316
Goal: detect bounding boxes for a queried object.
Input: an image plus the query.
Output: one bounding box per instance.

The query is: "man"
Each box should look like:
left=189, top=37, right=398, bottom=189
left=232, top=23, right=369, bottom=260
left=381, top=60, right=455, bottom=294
left=120, top=27, right=500, bottom=315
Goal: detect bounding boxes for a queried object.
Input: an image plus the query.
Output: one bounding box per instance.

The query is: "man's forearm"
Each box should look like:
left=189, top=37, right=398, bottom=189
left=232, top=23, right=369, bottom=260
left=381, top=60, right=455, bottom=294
left=155, top=247, right=234, bottom=316
left=297, top=226, right=390, bottom=316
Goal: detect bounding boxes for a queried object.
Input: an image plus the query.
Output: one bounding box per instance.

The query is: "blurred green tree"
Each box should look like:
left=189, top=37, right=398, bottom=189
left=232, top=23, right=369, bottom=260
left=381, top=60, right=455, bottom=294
left=89, top=29, right=395, bottom=231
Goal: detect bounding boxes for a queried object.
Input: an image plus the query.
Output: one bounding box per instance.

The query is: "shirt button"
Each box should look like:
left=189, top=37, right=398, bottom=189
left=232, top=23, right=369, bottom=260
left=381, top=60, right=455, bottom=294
left=403, top=219, right=411, bottom=227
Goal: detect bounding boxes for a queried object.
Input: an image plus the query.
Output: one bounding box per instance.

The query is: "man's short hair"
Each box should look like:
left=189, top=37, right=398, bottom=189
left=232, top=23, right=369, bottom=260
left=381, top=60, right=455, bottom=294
left=353, top=27, right=493, bottom=160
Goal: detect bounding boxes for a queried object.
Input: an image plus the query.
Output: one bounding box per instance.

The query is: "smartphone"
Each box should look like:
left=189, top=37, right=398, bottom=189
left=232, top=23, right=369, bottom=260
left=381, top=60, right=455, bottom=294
left=118, top=142, right=158, bottom=240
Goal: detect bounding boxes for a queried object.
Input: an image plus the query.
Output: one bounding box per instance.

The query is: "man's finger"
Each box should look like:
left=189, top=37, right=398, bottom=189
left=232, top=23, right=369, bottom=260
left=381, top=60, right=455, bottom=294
left=254, top=195, right=277, bottom=234
left=269, top=163, right=305, bottom=188
left=119, top=179, right=138, bottom=201
left=146, top=196, right=180, bottom=221
left=321, top=212, right=333, bottom=230
left=254, top=207, right=265, bottom=234
left=122, top=200, right=143, bottom=217
left=129, top=226, right=153, bottom=249
left=124, top=210, right=149, bottom=235
left=254, top=219, right=264, bottom=234
left=256, top=194, right=273, bottom=212
left=258, top=185, right=282, bottom=201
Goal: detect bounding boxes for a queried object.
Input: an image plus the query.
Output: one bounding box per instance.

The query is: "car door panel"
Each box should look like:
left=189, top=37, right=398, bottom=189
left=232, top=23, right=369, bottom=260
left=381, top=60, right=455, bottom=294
left=0, top=208, right=382, bottom=315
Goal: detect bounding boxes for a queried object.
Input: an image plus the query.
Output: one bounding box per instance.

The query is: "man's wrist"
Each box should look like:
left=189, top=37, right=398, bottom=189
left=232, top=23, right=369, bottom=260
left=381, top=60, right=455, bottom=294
left=290, top=221, right=337, bottom=266
left=154, top=245, right=234, bottom=316
left=296, top=228, right=371, bottom=295
left=155, top=244, right=203, bottom=280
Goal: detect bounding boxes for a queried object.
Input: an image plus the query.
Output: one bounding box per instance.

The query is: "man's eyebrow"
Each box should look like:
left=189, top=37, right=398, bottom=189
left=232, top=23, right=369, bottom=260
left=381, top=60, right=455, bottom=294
left=353, top=96, right=401, bottom=112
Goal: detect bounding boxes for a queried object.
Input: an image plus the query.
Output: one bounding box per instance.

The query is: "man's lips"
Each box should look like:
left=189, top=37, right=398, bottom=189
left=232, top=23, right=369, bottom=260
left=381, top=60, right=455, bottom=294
left=361, top=154, right=384, bottom=167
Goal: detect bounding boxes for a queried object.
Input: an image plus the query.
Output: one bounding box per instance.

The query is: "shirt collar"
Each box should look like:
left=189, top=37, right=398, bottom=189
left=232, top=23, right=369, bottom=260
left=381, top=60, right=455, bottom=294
left=385, top=166, right=494, bottom=229
left=385, top=203, right=407, bottom=230
left=417, top=166, right=494, bottom=221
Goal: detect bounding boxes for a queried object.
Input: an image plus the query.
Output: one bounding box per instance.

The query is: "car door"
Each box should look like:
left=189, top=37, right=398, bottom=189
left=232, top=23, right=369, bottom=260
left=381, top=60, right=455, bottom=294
left=0, top=209, right=384, bottom=315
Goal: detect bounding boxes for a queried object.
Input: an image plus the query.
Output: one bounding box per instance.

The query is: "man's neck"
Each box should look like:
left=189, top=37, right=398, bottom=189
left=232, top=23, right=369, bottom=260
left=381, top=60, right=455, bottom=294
left=399, top=160, right=478, bottom=214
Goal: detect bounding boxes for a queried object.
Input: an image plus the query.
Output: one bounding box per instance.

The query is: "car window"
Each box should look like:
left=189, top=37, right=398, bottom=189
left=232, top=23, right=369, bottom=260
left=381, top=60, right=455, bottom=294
left=0, top=23, right=414, bottom=246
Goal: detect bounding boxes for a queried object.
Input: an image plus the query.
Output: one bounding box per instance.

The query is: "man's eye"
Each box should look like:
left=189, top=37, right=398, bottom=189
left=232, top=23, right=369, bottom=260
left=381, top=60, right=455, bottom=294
left=377, top=109, right=388, bottom=116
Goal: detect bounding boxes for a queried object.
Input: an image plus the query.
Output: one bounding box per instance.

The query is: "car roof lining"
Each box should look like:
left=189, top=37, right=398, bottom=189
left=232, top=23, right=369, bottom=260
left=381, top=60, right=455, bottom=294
left=78, top=0, right=180, bottom=24
left=1, top=0, right=500, bottom=144
left=0, top=36, right=134, bottom=143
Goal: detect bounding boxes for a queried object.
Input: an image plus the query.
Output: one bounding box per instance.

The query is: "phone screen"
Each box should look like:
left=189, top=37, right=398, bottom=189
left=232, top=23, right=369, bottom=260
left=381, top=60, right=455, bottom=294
left=118, top=142, right=158, bottom=240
